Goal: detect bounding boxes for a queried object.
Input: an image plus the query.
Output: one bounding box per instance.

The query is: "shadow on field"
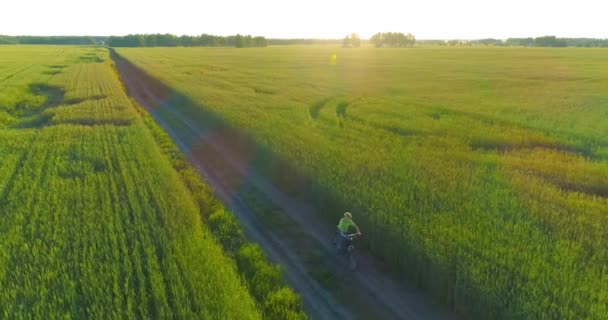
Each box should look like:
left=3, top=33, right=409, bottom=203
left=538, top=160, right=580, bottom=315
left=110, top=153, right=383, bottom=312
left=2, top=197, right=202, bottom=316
left=78, top=53, right=104, bottom=63
left=309, top=97, right=330, bottom=119
left=309, top=97, right=350, bottom=122
left=10, top=83, right=110, bottom=129
left=43, top=64, right=67, bottom=75
left=110, top=49, right=345, bottom=217
left=10, top=83, right=65, bottom=127
left=57, top=144, right=107, bottom=179
left=43, top=70, right=62, bottom=75
left=30, top=83, right=65, bottom=105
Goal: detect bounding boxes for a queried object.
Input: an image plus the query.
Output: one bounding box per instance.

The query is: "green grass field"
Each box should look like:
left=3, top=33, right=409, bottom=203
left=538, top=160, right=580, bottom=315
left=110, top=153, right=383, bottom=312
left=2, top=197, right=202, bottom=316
left=0, top=46, right=307, bottom=319
left=117, top=46, right=608, bottom=319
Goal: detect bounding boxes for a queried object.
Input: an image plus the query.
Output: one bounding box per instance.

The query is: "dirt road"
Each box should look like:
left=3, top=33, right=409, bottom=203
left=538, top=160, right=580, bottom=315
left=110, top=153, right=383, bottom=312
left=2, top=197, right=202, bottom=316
left=112, top=51, right=458, bottom=320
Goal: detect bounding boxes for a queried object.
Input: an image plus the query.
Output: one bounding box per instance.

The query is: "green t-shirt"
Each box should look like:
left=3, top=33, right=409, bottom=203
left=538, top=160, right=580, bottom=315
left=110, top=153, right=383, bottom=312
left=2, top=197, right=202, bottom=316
left=337, top=218, right=357, bottom=233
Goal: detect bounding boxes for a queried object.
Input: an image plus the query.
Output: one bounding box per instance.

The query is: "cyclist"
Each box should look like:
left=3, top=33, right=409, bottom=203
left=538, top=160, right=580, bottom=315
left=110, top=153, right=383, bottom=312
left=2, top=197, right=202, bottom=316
left=335, top=212, right=361, bottom=250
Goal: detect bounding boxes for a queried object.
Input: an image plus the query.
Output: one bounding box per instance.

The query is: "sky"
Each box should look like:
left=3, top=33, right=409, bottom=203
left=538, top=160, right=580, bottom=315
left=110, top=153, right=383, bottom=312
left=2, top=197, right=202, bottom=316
left=2, top=0, right=607, bottom=39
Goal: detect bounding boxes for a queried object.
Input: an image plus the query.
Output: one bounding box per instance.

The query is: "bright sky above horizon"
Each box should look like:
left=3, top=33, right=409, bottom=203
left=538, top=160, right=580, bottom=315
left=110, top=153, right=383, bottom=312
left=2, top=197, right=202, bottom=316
left=2, top=0, right=606, bottom=39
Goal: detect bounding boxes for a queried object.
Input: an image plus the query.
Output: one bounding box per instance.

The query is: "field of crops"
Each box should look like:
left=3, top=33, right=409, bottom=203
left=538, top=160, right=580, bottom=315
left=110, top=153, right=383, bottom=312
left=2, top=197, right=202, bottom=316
left=117, top=46, right=608, bottom=319
left=0, top=46, right=305, bottom=318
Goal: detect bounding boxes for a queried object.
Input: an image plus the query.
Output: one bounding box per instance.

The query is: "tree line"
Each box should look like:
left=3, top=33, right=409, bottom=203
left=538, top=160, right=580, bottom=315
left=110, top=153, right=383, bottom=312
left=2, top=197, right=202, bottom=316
left=370, top=32, right=416, bottom=47
left=0, top=35, right=104, bottom=45
left=418, top=36, right=608, bottom=47
left=268, top=38, right=342, bottom=45
left=106, top=33, right=267, bottom=48
left=3, top=34, right=607, bottom=48
left=342, top=33, right=362, bottom=47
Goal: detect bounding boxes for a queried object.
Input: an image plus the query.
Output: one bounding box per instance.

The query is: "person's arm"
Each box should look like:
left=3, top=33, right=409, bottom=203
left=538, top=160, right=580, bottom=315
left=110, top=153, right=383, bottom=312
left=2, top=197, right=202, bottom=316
left=353, top=221, right=362, bottom=235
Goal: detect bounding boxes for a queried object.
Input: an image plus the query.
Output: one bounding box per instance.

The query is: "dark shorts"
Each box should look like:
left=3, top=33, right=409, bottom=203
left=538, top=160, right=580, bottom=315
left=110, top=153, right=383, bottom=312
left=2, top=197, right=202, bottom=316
left=336, top=230, right=351, bottom=250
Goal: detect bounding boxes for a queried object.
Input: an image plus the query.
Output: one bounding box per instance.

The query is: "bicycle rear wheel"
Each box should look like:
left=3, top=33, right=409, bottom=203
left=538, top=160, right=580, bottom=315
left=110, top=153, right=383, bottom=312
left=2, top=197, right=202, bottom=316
left=347, top=246, right=357, bottom=270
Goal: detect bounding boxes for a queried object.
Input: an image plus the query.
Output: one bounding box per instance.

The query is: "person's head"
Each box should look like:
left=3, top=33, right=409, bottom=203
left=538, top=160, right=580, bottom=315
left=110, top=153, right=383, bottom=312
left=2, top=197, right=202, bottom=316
left=344, top=212, right=352, bottom=220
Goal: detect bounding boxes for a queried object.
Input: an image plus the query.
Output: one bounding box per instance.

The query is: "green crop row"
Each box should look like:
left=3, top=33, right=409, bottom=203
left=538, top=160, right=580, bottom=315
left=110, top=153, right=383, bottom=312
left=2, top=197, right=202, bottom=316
left=116, top=46, right=608, bottom=319
left=0, top=46, right=300, bottom=318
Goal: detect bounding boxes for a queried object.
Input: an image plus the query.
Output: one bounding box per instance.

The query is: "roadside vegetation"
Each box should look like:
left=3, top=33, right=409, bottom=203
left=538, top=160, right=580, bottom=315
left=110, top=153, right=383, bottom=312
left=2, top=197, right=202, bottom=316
left=116, top=46, right=608, bottom=319
left=138, top=102, right=307, bottom=319
left=0, top=46, right=304, bottom=318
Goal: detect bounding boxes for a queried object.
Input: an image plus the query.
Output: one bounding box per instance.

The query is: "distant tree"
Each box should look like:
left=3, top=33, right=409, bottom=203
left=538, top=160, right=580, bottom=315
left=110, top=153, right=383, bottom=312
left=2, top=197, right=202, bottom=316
left=474, top=38, right=503, bottom=46
left=405, top=33, right=416, bottom=46
left=565, top=38, right=608, bottom=47
left=134, top=34, right=145, bottom=47
left=505, top=37, right=534, bottom=47
left=254, top=36, right=267, bottom=47
left=416, top=39, right=447, bottom=46
left=155, top=34, right=179, bottom=46
left=215, top=35, right=225, bottom=46
left=534, top=35, right=567, bottom=47
left=14, top=36, right=96, bottom=45
left=244, top=35, right=254, bottom=47
left=0, top=36, right=18, bottom=44
left=145, top=34, right=157, bottom=47
left=235, top=34, right=244, bottom=48
left=342, top=35, right=352, bottom=47
left=199, top=34, right=217, bottom=46
left=521, top=37, right=535, bottom=46
left=267, top=38, right=342, bottom=45
left=180, top=35, right=194, bottom=46
left=370, top=33, right=383, bottom=47
left=351, top=33, right=361, bottom=47
left=130, top=34, right=143, bottom=47
left=370, top=32, right=415, bottom=47
left=384, top=32, right=396, bottom=46
left=392, top=33, right=401, bottom=46
left=535, top=36, right=553, bottom=47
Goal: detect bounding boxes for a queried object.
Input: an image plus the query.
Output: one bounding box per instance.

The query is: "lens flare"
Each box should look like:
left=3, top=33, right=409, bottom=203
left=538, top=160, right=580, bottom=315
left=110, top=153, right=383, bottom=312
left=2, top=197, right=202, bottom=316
left=330, top=53, right=337, bottom=65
